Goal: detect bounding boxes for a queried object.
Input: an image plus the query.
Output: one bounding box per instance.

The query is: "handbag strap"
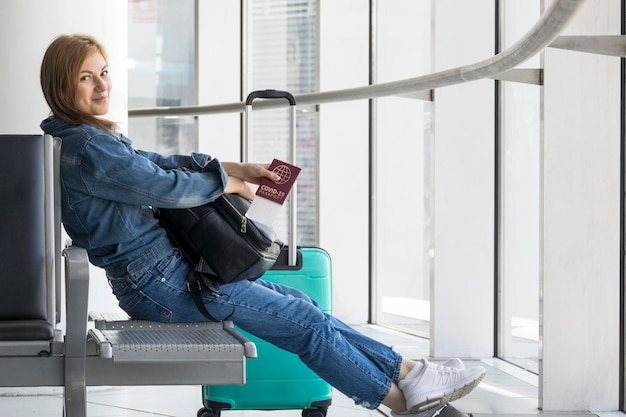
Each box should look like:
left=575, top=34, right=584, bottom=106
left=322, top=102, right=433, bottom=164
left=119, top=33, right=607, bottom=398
left=186, top=269, right=235, bottom=322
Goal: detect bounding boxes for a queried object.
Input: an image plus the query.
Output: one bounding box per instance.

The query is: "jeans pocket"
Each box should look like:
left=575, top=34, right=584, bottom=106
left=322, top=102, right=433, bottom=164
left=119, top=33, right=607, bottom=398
left=120, top=290, right=173, bottom=322
left=109, top=277, right=132, bottom=297
left=156, top=248, right=183, bottom=276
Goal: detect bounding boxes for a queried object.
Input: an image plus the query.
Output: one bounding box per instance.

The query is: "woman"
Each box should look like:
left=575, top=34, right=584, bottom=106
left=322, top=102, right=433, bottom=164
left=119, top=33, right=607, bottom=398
left=40, top=33, right=485, bottom=416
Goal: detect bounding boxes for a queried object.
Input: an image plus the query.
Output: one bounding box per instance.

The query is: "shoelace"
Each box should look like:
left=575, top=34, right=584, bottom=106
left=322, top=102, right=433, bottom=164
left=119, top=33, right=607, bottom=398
left=434, top=365, right=461, bottom=386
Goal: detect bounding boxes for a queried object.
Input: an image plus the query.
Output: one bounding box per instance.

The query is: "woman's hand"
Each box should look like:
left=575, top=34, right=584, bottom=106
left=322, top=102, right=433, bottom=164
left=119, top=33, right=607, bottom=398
left=222, top=162, right=280, bottom=201
left=221, top=162, right=281, bottom=185
left=224, top=176, right=256, bottom=200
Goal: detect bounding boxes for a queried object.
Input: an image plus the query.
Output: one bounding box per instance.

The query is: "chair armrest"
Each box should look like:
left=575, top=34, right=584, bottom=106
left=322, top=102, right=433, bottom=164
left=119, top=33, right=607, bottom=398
left=62, top=245, right=90, bottom=358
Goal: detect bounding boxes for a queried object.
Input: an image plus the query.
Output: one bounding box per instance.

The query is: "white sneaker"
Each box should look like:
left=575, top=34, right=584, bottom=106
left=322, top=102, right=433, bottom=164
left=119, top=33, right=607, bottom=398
left=440, top=358, right=464, bottom=370
left=399, top=359, right=485, bottom=414
left=391, top=360, right=462, bottom=416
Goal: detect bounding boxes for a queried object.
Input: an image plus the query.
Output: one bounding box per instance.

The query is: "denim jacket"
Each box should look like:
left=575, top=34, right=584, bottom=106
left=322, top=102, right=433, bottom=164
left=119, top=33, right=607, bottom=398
left=40, top=117, right=228, bottom=278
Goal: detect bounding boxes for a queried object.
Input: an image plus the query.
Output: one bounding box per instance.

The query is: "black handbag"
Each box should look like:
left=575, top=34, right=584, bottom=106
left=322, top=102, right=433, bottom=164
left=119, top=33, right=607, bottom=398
left=155, top=193, right=283, bottom=320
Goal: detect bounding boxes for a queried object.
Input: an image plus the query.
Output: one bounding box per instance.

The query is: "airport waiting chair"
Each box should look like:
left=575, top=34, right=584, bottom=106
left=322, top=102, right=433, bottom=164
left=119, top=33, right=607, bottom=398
left=0, top=134, right=256, bottom=417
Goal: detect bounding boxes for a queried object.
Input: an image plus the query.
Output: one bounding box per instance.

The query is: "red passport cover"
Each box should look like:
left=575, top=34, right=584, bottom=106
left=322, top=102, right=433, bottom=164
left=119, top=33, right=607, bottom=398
left=255, top=159, right=301, bottom=205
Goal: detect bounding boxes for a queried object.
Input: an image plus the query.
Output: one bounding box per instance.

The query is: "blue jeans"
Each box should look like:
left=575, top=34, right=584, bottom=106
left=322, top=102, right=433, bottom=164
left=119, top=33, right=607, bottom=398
left=108, top=248, right=403, bottom=409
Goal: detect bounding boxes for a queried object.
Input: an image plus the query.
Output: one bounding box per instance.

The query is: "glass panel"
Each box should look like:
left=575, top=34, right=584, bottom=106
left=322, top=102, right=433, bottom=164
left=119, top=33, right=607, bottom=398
left=499, top=81, right=541, bottom=373
left=497, top=0, right=541, bottom=373
left=373, top=0, right=432, bottom=338
left=246, top=0, right=319, bottom=245
left=128, top=0, right=195, bottom=153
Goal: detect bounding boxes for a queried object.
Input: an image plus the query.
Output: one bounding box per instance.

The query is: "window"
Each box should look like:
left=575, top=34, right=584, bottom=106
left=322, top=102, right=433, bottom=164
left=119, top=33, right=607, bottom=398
left=128, top=0, right=196, bottom=153
left=497, top=0, right=542, bottom=373
left=371, top=0, right=433, bottom=337
left=246, top=0, right=319, bottom=245
left=128, top=0, right=320, bottom=245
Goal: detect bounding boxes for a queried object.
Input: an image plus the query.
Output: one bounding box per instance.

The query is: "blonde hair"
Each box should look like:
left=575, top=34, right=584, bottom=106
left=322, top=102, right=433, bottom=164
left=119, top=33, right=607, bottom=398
left=40, top=34, right=117, bottom=131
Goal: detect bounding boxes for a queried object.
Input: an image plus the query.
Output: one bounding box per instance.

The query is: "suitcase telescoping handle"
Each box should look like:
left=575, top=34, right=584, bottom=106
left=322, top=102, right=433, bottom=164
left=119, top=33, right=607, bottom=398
left=245, top=89, right=296, bottom=105
left=244, top=90, right=298, bottom=267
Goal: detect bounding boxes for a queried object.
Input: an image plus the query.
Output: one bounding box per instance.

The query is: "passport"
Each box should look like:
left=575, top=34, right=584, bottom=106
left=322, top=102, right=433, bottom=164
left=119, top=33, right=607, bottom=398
left=255, top=159, right=301, bottom=204
left=245, top=159, right=301, bottom=226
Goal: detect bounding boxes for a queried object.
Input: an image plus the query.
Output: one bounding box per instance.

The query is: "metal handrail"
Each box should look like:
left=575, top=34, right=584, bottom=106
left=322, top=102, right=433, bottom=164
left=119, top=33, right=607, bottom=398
left=128, top=0, right=585, bottom=119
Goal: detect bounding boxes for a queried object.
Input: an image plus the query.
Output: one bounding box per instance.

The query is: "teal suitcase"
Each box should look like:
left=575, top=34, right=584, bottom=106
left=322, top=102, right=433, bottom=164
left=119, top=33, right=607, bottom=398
left=197, top=91, right=333, bottom=417
left=199, top=247, right=333, bottom=417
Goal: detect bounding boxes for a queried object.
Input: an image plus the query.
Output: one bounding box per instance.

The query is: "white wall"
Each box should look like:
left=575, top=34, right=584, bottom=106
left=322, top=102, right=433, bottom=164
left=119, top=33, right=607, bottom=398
left=0, top=0, right=128, bottom=319
left=0, top=1, right=128, bottom=136
left=541, top=0, right=621, bottom=410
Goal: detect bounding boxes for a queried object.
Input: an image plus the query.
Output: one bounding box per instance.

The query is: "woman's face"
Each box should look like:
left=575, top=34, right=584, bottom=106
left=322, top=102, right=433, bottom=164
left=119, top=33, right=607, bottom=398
left=74, top=52, right=111, bottom=116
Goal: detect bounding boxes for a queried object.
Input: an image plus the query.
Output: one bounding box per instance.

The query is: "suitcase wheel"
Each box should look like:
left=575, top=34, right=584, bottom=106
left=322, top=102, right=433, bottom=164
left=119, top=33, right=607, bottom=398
left=198, top=406, right=327, bottom=417
left=197, top=407, right=220, bottom=417
left=302, top=407, right=327, bottom=417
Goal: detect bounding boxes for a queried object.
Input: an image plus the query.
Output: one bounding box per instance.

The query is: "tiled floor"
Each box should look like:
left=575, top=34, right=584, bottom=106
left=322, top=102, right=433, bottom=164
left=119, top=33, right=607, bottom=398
left=0, top=325, right=614, bottom=417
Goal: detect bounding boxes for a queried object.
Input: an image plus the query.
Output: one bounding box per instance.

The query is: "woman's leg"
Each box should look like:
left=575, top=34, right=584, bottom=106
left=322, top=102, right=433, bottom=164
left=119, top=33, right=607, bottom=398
left=208, top=278, right=401, bottom=409
left=384, top=382, right=411, bottom=412
left=119, top=256, right=484, bottom=412
left=254, top=279, right=406, bottom=381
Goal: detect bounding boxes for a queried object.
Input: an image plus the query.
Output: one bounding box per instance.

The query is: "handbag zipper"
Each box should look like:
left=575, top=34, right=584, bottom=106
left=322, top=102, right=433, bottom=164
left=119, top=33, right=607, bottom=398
left=217, top=195, right=278, bottom=250
left=221, top=195, right=263, bottom=239
left=221, top=195, right=247, bottom=233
